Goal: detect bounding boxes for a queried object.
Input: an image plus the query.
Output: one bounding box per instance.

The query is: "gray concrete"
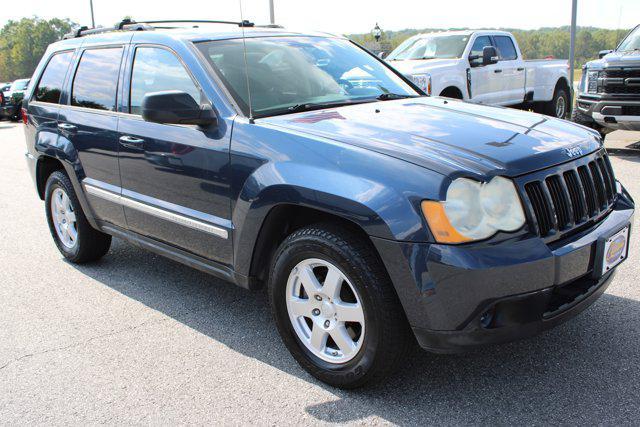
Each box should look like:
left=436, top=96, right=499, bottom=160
left=1, top=121, right=639, bottom=425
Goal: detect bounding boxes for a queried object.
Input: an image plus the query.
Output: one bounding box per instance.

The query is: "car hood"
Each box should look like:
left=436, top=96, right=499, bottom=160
left=589, top=50, right=640, bottom=68
left=387, top=58, right=460, bottom=76
left=260, top=97, right=602, bottom=178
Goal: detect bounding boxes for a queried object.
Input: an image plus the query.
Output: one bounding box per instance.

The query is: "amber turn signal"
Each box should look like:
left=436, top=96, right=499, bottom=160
left=421, top=200, right=473, bottom=244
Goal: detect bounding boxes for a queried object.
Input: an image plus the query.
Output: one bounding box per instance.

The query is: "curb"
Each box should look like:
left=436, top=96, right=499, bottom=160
left=607, top=148, right=640, bottom=156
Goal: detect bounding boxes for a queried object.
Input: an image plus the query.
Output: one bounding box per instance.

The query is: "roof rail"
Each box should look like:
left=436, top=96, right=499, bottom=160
left=62, top=18, right=255, bottom=39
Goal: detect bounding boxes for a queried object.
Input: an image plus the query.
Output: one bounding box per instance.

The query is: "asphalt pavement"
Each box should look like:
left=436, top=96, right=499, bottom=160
left=1, top=121, right=639, bottom=425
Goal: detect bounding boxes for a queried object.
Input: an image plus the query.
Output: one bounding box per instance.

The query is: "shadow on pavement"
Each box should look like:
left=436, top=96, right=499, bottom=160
left=70, top=238, right=640, bottom=424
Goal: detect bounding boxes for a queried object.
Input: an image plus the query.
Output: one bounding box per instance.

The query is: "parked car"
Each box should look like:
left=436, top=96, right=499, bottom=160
left=573, top=24, right=640, bottom=138
left=24, top=21, right=633, bottom=388
left=385, top=30, right=572, bottom=118
left=1, top=78, right=29, bottom=121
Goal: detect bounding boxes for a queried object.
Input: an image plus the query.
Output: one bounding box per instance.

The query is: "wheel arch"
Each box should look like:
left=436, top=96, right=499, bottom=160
left=439, top=86, right=464, bottom=99
left=35, top=155, right=65, bottom=200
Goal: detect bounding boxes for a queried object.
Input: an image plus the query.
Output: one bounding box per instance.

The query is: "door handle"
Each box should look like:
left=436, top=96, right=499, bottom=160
left=57, top=123, right=77, bottom=132
left=119, top=135, right=145, bottom=149
left=494, top=69, right=503, bottom=73
left=517, top=67, right=525, bottom=71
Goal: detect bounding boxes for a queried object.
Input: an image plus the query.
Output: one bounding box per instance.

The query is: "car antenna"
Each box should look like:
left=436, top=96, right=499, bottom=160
left=239, top=0, right=254, bottom=124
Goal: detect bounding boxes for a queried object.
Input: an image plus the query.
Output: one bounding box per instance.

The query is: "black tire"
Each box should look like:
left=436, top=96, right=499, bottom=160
left=541, top=86, right=570, bottom=119
left=268, top=224, right=412, bottom=389
left=45, top=171, right=111, bottom=263
left=571, top=108, right=610, bottom=140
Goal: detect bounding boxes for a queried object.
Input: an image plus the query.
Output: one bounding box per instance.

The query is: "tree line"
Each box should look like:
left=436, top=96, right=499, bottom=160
left=350, top=26, right=632, bottom=68
left=0, top=18, right=74, bottom=82
left=0, top=17, right=633, bottom=82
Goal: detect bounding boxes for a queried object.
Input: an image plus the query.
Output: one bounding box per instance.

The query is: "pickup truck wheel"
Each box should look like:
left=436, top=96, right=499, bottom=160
left=571, top=108, right=609, bottom=139
left=542, top=87, right=570, bottom=119
left=268, top=224, right=411, bottom=389
left=45, top=171, right=111, bottom=263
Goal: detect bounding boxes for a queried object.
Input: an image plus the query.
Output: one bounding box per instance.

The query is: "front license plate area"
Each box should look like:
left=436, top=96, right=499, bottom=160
left=599, top=226, right=629, bottom=276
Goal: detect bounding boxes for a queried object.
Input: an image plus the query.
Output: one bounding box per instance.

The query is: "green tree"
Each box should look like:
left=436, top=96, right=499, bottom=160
left=0, top=17, right=75, bottom=82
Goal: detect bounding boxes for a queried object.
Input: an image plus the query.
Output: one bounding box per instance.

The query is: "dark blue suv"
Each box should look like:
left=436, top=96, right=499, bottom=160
left=23, top=20, right=634, bottom=388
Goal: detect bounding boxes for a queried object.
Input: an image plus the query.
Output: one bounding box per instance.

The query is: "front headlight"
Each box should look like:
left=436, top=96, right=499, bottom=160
left=421, top=176, right=526, bottom=244
left=410, top=73, right=431, bottom=95
left=586, top=70, right=600, bottom=93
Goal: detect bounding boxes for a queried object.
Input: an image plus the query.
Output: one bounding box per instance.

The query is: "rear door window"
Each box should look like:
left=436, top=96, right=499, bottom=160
left=34, top=51, right=74, bottom=104
left=129, top=47, right=201, bottom=115
left=494, top=36, right=518, bottom=60
left=71, top=47, right=123, bottom=111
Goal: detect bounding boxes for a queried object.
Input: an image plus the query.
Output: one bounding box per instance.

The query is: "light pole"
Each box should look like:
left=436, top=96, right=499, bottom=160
left=89, top=0, right=95, bottom=28
left=569, top=0, right=577, bottom=89
left=373, top=23, right=382, bottom=42
left=269, top=0, right=275, bottom=25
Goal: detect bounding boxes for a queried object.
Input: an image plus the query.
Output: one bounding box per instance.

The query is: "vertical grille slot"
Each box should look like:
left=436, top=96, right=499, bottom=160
left=545, top=175, right=571, bottom=229
left=525, top=182, right=553, bottom=236
left=563, top=170, right=586, bottom=223
left=577, top=165, right=598, bottom=217
left=588, top=161, right=607, bottom=209
left=596, top=157, right=613, bottom=202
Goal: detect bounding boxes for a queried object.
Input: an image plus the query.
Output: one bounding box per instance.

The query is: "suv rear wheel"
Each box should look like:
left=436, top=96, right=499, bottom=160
left=45, top=171, right=111, bottom=263
left=268, top=224, right=411, bottom=388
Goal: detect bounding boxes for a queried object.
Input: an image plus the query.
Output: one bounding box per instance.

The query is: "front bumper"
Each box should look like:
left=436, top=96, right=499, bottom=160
left=576, top=94, right=640, bottom=131
left=373, top=185, right=634, bottom=353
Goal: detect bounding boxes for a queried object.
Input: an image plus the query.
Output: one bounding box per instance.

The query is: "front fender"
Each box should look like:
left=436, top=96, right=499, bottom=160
left=231, top=161, right=441, bottom=277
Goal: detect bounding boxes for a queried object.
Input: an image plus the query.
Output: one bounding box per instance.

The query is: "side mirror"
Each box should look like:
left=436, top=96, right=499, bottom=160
left=598, top=49, right=613, bottom=59
left=377, top=51, right=386, bottom=59
left=141, top=91, right=217, bottom=127
left=482, top=46, right=499, bottom=66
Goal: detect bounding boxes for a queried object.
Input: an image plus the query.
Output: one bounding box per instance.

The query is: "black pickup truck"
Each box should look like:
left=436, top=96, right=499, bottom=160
left=1, top=78, right=29, bottom=121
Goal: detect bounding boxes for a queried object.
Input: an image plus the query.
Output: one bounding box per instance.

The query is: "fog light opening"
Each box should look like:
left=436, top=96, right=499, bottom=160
left=480, top=306, right=497, bottom=329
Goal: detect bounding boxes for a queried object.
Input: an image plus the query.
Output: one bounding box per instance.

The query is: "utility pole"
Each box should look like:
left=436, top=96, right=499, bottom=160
left=89, top=0, right=96, bottom=28
left=269, top=0, right=275, bottom=25
left=569, top=0, right=577, bottom=89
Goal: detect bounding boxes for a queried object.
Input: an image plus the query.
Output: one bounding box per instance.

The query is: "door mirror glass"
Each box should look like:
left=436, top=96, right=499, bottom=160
left=141, top=91, right=217, bottom=126
left=482, top=46, right=499, bottom=66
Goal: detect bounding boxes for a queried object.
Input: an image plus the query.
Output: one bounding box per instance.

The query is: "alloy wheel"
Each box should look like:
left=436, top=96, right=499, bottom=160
left=285, top=258, right=365, bottom=364
left=50, top=187, right=78, bottom=249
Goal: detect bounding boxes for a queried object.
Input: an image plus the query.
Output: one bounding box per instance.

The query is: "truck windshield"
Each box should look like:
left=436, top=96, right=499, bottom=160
left=196, top=36, right=418, bottom=118
left=11, top=80, right=29, bottom=91
left=386, top=34, right=469, bottom=60
left=618, top=26, right=640, bottom=52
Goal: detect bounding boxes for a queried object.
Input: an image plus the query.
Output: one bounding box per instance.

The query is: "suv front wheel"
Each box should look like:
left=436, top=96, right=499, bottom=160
left=268, top=224, right=412, bottom=388
left=45, top=171, right=112, bottom=263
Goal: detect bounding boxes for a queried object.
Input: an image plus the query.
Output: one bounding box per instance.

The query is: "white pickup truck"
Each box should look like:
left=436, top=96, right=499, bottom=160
left=386, top=30, right=572, bottom=118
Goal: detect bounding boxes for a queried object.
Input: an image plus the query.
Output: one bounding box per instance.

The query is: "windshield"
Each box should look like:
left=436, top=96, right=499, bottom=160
left=196, top=36, right=418, bottom=118
left=387, top=34, right=470, bottom=60
left=618, top=26, right=640, bottom=52
left=11, top=80, right=29, bottom=91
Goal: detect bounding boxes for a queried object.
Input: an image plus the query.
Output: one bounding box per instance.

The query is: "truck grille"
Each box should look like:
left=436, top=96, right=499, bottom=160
left=522, top=151, right=616, bottom=238
left=601, top=68, right=640, bottom=95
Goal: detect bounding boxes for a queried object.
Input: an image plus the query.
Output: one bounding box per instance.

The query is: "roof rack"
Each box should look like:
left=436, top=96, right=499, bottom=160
left=63, top=18, right=255, bottom=39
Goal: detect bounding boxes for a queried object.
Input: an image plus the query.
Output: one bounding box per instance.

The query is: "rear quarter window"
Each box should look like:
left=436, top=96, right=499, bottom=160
left=71, top=47, right=123, bottom=111
left=34, top=51, right=74, bottom=104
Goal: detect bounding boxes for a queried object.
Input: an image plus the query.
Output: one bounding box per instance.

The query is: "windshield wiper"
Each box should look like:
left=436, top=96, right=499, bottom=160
left=285, top=99, right=373, bottom=114
left=376, top=93, right=417, bottom=101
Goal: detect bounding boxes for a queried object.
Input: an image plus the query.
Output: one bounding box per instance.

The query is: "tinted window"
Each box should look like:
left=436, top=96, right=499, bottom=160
left=71, top=48, right=123, bottom=111
left=35, top=51, right=74, bottom=104
left=130, top=47, right=201, bottom=115
left=494, top=36, right=518, bottom=60
left=469, top=36, right=493, bottom=58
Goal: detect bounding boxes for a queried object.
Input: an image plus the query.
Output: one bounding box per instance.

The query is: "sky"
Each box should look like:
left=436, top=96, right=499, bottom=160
left=2, top=0, right=639, bottom=34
